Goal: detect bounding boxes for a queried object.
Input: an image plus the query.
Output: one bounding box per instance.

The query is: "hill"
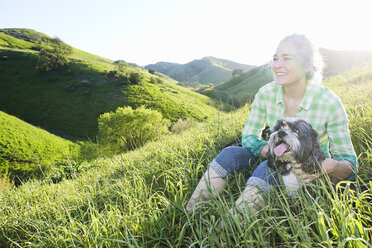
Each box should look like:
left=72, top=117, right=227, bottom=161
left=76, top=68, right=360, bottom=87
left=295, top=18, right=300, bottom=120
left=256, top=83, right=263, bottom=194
left=144, top=61, right=181, bottom=74
left=0, top=28, right=224, bottom=140
left=206, top=48, right=372, bottom=107
left=145, top=56, right=256, bottom=85
left=0, top=110, right=79, bottom=181
left=321, top=48, right=372, bottom=78
left=200, top=63, right=273, bottom=107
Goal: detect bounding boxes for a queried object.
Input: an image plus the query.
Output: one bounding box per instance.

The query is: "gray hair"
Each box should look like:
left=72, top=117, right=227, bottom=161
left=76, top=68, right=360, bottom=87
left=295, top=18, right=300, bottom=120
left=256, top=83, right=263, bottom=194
left=279, top=34, right=324, bottom=84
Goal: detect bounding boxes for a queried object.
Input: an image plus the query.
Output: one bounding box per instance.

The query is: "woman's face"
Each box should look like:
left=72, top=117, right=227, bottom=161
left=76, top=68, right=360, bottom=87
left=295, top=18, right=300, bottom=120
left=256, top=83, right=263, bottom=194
left=271, top=41, right=307, bottom=87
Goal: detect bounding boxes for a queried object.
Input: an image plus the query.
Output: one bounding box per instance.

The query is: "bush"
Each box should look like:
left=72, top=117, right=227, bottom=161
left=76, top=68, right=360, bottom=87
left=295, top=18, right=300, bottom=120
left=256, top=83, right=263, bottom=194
left=0, top=173, right=12, bottom=192
left=149, top=77, right=163, bottom=84
left=98, top=106, right=170, bottom=154
left=129, top=72, right=144, bottom=85
left=36, top=37, right=72, bottom=71
left=171, top=118, right=195, bottom=133
left=115, top=61, right=128, bottom=73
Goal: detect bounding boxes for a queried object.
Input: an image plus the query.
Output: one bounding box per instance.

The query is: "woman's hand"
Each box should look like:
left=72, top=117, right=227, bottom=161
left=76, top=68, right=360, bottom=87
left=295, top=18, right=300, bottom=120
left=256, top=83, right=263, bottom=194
left=291, top=163, right=323, bottom=183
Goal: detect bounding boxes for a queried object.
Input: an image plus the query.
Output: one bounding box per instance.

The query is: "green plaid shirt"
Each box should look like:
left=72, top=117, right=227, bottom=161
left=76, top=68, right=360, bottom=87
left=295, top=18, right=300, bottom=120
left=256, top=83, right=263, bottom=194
left=242, top=81, right=358, bottom=176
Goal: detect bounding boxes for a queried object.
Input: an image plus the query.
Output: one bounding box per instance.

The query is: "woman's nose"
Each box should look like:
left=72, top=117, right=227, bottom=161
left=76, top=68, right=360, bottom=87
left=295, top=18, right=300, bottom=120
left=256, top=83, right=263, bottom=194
left=272, top=60, right=280, bottom=70
left=273, top=58, right=283, bottom=68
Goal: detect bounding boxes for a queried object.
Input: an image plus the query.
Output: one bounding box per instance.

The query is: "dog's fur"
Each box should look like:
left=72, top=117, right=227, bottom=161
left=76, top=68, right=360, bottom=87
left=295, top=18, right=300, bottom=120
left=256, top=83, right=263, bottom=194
left=267, top=118, right=325, bottom=193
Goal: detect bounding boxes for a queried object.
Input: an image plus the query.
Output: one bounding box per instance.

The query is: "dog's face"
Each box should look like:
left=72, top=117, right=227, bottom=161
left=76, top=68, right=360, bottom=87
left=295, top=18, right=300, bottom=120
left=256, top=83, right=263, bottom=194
left=267, top=118, right=324, bottom=174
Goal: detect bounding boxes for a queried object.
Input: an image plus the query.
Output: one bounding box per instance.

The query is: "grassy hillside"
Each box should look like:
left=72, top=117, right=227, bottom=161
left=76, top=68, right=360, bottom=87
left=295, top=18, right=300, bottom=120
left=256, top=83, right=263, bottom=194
left=321, top=48, right=372, bottom=78
left=202, top=63, right=273, bottom=107
left=147, top=56, right=256, bottom=85
left=0, top=29, right=223, bottom=140
left=0, top=111, right=79, bottom=181
left=0, top=59, right=371, bottom=247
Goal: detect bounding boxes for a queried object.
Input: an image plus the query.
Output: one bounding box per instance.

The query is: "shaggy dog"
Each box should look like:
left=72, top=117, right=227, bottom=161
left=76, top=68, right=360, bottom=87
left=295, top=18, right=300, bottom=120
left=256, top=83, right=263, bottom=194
left=267, top=118, right=325, bottom=194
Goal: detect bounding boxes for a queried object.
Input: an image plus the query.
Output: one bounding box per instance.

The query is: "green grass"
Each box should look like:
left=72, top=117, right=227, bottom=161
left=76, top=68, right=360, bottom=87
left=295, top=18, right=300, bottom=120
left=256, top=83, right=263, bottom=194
left=0, top=32, right=35, bottom=50
left=0, top=111, right=79, bottom=181
left=0, top=105, right=248, bottom=247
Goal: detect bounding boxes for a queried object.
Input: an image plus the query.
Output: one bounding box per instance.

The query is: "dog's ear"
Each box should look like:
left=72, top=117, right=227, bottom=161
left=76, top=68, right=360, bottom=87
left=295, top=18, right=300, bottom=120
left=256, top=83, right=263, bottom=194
left=267, top=148, right=275, bottom=169
left=273, top=119, right=284, bottom=132
left=302, top=145, right=326, bottom=174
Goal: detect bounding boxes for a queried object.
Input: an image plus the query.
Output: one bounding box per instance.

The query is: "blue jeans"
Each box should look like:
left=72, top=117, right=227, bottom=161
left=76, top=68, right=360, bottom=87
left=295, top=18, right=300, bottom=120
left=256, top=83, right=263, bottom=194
left=209, top=146, right=280, bottom=193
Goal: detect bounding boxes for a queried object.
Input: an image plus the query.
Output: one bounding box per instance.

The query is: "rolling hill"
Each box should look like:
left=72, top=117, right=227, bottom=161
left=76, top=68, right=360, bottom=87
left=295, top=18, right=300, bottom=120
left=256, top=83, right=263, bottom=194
left=144, top=61, right=181, bottom=74
left=0, top=28, right=224, bottom=140
left=145, top=56, right=256, bottom=85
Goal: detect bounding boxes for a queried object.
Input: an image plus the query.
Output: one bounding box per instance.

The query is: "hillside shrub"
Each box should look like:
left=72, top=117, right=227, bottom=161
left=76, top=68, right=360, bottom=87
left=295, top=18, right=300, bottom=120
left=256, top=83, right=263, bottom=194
left=114, top=61, right=128, bottom=73
left=149, top=77, right=163, bottom=84
left=0, top=173, right=12, bottom=191
left=232, top=68, right=244, bottom=77
left=36, top=37, right=72, bottom=71
left=129, top=72, right=144, bottom=85
left=171, top=118, right=195, bottom=133
left=98, top=106, right=170, bottom=154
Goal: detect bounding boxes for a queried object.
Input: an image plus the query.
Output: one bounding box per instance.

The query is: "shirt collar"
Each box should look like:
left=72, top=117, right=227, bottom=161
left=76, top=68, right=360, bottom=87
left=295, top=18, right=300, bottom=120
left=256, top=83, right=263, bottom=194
left=275, top=84, right=284, bottom=106
left=275, top=82, right=315, bottom=111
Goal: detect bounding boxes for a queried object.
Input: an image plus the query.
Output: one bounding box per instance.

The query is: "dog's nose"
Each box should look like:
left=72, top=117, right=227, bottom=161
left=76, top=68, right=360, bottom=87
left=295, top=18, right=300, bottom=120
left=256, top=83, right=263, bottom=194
left=278, top=130, right=287, bottom=138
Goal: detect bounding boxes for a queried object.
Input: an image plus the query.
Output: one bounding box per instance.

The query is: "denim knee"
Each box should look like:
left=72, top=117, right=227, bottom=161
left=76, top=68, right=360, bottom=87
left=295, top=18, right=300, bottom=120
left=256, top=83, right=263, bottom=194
left=246, top=160, right=280, bottom=193
left=210, top=146, right=259, bottom=178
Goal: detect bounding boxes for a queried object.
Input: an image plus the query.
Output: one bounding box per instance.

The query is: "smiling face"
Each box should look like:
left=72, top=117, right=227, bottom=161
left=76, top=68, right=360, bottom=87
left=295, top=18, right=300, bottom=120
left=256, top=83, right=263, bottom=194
left=271, top=41, right=308, bottom=87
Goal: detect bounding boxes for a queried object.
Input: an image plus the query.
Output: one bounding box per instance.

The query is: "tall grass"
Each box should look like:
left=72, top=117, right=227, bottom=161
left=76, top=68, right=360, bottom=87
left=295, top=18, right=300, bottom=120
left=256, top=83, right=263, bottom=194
left=0, top=106, right=246, bottom=247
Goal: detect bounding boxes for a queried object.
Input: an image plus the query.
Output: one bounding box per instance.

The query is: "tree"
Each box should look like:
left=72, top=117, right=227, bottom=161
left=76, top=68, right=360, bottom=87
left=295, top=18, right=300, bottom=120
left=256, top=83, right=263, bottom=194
left=232, top=69, right=244, bottom=77
left=37, top=37, right=72, bottom=71
left=98, top=106, right=170, bottom=154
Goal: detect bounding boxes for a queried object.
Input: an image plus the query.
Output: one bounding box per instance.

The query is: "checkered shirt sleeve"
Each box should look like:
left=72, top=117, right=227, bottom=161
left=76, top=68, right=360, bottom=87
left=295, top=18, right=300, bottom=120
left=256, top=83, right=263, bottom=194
left=241, top=86, right=268, bottom=157
left=326, top=95, right=358, bottom=168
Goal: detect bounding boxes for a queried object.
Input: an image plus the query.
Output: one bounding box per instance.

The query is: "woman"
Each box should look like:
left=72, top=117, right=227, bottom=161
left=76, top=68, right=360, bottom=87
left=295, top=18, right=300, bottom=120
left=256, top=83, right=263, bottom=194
left=186, top=34, right=358, bottom=215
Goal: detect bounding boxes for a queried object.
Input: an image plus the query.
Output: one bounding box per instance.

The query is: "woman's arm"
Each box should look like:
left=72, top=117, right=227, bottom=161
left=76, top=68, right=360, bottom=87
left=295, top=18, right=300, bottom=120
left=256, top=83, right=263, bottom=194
left=241, top=88, right=269, bottom=157
left=326, top=96, right=358, bottom=177
left=292, top=158, right=353, bottom=183
left=321, top=158, right=353, bottom=181
left=259, top=144, right=269, bottom=158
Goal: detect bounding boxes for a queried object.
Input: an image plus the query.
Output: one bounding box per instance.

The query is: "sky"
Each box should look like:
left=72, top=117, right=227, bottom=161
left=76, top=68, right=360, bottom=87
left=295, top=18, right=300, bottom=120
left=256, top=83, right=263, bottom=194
left=1, top=0, right=372, bottom=66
